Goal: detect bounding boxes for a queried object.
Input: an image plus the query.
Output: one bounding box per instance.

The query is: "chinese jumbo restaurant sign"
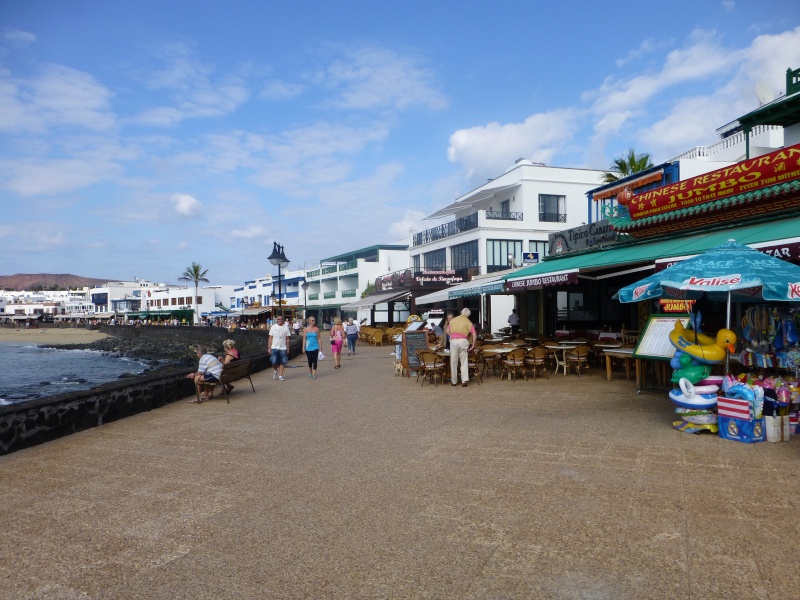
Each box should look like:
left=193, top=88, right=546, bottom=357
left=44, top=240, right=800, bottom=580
left=629, top=143, right=800, bottom=220
left=506, top=271, right=578, bottom=291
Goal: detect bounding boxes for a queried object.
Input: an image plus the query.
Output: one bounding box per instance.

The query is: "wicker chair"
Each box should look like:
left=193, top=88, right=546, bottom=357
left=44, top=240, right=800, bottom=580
left=524, top=347, right=549, bottom=380
left=467, top=349, right=483, bottom=384
left=416, top=351, right=445, bottom=386
left=500, top=348, right=528, bottom=381
left=481, top=343, right=502, bottom=376
left=565, top=345, right=591, bottom=376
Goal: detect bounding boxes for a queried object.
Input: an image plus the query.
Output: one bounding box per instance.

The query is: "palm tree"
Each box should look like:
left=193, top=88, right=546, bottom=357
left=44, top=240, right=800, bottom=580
left=602, top=148, right=654, bottom=183
left=179, top=262, right=209, bottom=324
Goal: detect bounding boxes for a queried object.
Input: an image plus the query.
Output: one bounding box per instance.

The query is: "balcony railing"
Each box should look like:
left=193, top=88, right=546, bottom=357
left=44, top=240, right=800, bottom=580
left=341, top=289, right=356, bottom=298
left=413, top=212, right=479, bottom=247
left=323, top=291, right=337, bottom=299
left=321, top=266, right=337, bottom=275
left=339, top=260, right=357, bottom=271
left=486, top=211, right=523, bottom=221
left=306, top=270, right=320, bottom=278
left=539, top=212, right=567, bottom=223
left=308, top=293, right=319, bottom=301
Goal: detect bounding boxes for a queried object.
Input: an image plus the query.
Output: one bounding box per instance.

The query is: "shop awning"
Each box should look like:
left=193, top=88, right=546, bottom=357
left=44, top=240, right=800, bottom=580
left=425, top=183, right=521, bottom=220
left=241, top=307, right=270, bottom=316
left=340, top=291, right=410, bottom=310
left=503, top=215, right=800, bottom=288
left=10, top=314, right=42, bottom=320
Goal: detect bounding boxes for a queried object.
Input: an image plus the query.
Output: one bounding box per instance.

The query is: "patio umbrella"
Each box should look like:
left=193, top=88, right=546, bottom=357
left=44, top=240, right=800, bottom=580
left=615, top=239, right=800, bottom=329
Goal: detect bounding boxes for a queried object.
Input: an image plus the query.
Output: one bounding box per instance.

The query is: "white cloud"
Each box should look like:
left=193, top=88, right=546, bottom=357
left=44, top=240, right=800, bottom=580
left=0, top=157, right=123, bottom=196
left=2, top=28, right=37, bottom=47
left=178, top=241, right=188, bottom=249
left=321, top=45, right=447, bottom=112
left=230, top=225, right=266, bottom=238
left=260, top=79, right=303, bottom=100
left=447, top=109, right=580, bottom=184
left=615, top=38, right=663, bottom=68
left=388, top=209, right=427, bottom=241
left=171, top=193, right=201, bottom=216
left=130, top=41, right=249, bottom=127
left=0, top=64, right=116, bottom=133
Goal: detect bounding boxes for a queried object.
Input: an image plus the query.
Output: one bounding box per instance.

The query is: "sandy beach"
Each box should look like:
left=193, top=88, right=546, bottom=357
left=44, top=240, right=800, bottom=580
left=0, top=327, right=108, bottom=345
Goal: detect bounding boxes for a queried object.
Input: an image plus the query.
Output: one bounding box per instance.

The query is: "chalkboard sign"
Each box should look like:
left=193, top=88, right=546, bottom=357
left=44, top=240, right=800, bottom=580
left=634, top=314, right=691, bottom=360
left=402, top=331, right=428, bottom=376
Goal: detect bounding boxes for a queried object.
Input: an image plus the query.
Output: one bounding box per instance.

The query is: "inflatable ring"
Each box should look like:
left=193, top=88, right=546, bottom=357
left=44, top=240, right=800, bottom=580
left=668, top=388, right=718, bottom=410
left=693, top=384, right=719, bottom=395
left=679, top=378, right=696, bottom=399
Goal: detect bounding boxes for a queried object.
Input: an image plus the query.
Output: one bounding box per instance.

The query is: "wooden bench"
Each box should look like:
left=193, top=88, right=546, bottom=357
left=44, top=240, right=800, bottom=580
left=195, top=358, right=255, bottom=404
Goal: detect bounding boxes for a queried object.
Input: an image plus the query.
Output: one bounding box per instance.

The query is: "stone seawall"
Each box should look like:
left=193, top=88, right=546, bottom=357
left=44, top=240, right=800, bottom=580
left=0, top=326, right=302, bottom=455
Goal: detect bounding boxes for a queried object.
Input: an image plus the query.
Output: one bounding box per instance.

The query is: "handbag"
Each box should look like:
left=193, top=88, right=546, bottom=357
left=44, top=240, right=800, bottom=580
left=318, top=349, right=326, bottom=360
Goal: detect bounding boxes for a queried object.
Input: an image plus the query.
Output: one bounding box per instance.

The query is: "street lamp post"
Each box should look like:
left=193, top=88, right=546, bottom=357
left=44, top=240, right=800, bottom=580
left=301, top=279, right=309, bottom=323
left=268, top=242, right=290, bottom=320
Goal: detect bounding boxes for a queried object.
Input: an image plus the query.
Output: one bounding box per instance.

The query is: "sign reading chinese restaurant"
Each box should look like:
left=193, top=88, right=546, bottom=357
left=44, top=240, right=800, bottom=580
left=629, top=143, right=800, bottom=220
left=506, top=271, right=578, bottom=291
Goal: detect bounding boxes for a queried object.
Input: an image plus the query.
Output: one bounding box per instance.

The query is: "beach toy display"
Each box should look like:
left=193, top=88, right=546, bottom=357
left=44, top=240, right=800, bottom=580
left=668, top=314, right=733, bottom=434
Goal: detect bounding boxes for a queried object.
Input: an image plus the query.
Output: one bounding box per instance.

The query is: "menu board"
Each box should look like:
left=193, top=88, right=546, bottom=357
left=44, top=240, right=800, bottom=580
left=402, top=331, right=428, bottom=375
left=634, top=314, right=690, bottom=360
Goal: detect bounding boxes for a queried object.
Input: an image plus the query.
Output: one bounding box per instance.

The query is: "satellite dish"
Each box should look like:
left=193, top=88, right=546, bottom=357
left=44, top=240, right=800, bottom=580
left=756, top=82, right=774, bottom=106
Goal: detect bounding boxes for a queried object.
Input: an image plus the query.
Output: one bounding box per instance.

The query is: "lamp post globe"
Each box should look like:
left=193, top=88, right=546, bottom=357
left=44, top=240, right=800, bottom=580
left=268, top=242, right=290, bottom=321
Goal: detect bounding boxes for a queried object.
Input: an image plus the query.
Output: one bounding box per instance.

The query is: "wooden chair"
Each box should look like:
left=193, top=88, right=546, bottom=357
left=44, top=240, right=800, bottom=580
left=467, top=349, right=483, bottom=384
left=481, top=343, right=502, bottom=376
left=416, top=351, right=445, bottom=386
left=565, top=345, right=591, bottom=376
left=524, top=347, right=549, bottom=380
left=372, top=330, right=384, bottom=346
left=500, top=347, right=528, bottom=381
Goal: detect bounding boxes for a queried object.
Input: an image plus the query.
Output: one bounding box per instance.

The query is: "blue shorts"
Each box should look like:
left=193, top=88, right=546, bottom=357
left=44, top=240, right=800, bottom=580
left=203, top=372, right=219, bottom=383
left=270, top=349, right=288, bottom=366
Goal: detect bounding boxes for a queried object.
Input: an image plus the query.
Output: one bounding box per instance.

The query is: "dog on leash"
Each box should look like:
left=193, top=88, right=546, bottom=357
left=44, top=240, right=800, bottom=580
left=394, top=361, right=404, bottom=376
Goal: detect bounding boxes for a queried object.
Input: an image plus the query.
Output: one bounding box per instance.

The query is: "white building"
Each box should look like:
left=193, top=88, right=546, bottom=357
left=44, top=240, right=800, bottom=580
left=89, top=279, right=169, bottom=315
left=304, top=245, right=410, bottom=323
left=413, top=160, right=606, bottom=325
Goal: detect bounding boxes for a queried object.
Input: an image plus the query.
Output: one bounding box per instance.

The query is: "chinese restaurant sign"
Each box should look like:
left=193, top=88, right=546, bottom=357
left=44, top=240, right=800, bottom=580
left=506, top=271, right=578, bottom=291
left=629, top=143, right=800, bottom=220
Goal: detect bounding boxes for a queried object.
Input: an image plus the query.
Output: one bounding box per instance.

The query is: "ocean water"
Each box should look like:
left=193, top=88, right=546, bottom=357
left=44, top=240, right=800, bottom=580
left=0, top=343, right=150, bottom=405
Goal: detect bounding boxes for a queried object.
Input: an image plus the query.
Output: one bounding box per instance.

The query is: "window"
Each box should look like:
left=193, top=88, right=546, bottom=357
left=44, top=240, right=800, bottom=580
left=412, top=254, right=421, bottom=272
left=171, top=298, right=177, bottom=305
left=486, top=239, right=523, bottom=273
left=451, top=240, right=478, bottom=270
left=500, top=199, right=510, bottom=215
left=423, top=248, right=446, bottom=270
left=529, top=240, right=549, bottom=259
left=539, top=194, right=566, bottom=222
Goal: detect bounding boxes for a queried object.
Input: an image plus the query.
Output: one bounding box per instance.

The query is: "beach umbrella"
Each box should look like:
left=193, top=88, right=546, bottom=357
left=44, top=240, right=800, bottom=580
left=615, top=239, right=800, bottom=329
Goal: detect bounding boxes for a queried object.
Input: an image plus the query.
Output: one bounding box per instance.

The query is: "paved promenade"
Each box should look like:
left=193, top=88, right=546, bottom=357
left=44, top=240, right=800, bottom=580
left=1, top=343, right=798, bottom=599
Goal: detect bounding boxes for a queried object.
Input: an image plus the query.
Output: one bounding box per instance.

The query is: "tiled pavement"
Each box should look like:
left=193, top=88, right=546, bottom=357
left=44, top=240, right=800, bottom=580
left=1, top=343, right=798, bottom=599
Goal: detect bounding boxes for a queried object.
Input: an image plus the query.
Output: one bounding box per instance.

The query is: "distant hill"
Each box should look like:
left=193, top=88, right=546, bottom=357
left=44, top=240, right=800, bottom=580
left=0, top=274, right=118, bottom=291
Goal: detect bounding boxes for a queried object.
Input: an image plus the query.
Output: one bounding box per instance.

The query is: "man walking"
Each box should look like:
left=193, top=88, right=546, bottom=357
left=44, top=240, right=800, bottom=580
left=268, top=315, right=291, bottom=381
left=449, top=308, right=476, bottom=387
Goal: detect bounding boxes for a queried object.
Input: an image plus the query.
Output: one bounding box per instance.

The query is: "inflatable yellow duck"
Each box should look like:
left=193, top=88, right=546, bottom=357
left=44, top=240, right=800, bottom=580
left=669, top=322, right=737, bottom=364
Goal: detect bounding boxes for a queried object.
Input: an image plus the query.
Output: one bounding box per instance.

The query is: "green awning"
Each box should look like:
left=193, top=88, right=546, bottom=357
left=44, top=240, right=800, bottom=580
left=449, top=281, right=506, bottom=299
left=503, top=215, right=800, bottom=284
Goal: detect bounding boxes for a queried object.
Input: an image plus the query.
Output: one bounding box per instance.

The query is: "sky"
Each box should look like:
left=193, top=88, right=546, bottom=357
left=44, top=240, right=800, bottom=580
left=1, top=1, right=799, bottom=285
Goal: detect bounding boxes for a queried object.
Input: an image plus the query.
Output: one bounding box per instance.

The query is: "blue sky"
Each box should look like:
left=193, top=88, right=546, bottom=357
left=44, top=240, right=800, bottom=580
left=1, top=0, right=799, bottom=285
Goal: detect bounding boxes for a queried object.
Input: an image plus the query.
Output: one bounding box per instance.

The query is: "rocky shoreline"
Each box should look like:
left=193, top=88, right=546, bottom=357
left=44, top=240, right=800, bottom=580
left=43, top=334, right=201, bottom=378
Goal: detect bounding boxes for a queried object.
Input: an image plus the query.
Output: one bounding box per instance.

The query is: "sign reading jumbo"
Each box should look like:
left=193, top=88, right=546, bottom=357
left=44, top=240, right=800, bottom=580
left=629, top=143, right=800, bottom=220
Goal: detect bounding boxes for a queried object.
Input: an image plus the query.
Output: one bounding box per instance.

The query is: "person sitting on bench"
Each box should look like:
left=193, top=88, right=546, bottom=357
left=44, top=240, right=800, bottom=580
left=186, top=345, right=223, bottom=403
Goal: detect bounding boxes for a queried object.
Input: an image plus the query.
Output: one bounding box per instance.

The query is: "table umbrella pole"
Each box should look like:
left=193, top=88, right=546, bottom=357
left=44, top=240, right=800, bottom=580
left=725, top=291, right=732, bottom=374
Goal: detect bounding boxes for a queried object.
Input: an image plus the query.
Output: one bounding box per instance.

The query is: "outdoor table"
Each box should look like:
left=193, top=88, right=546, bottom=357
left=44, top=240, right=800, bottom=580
left=542, top=343, right=578, bottom=376
left=598, top=332, right=621, bottom=340
left=435, top=349, right=451, bottom=379
left=604, top=347, right=640, bottom=387
left=481, top=347, right=513, bottom=377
